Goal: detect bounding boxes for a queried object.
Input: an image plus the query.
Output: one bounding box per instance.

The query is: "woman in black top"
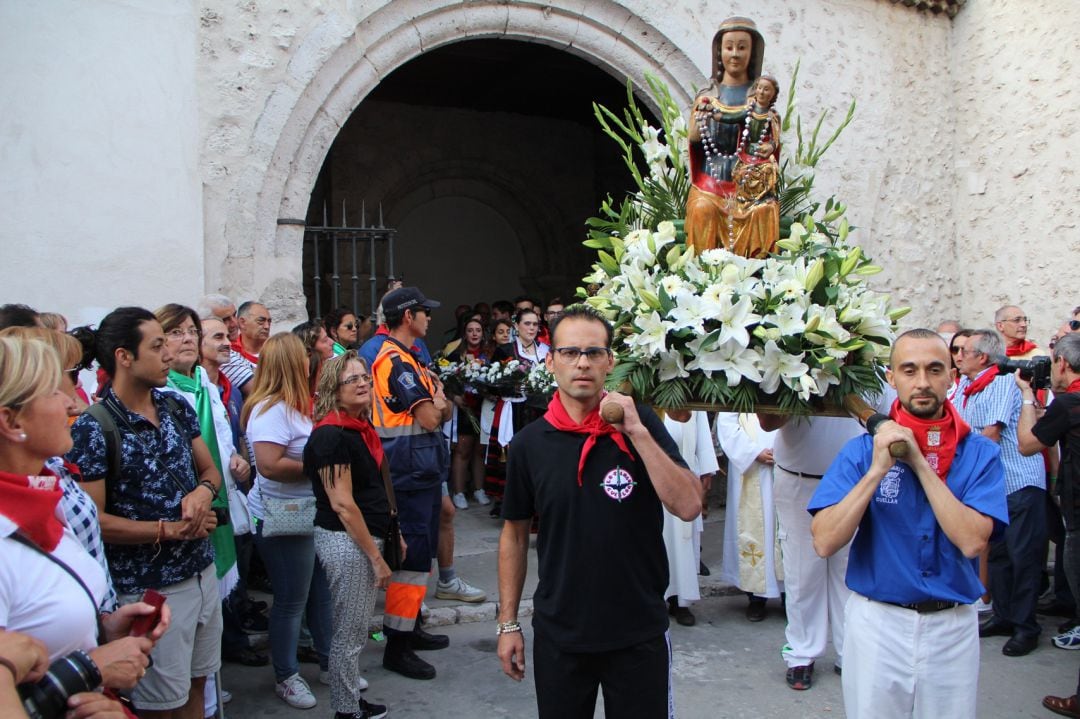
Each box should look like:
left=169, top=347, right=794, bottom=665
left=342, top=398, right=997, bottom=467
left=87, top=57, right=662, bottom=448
left=305, top=350, right=398, bottom=719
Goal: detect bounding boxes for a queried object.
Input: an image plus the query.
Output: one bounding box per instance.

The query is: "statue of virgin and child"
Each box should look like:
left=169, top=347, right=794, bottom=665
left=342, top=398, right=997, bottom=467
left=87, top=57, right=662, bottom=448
left=686, top=17, right=781, bottom=259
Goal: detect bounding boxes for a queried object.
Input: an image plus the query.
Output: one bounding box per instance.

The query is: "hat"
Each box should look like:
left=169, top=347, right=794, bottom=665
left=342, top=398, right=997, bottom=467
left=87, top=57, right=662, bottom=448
left=711, top=16, right=766, bottom=86
left=382, top=287, right=441, bottom=314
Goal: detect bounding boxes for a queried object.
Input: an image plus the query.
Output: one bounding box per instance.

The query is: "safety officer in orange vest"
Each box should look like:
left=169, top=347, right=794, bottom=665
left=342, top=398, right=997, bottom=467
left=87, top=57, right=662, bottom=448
left=371, top=287, right=453, bottom=680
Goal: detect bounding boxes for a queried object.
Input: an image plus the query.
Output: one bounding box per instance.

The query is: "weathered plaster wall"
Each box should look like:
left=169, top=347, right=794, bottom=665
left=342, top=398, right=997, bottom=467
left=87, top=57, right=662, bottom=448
left=951, top=0, right=1080, bottom=342
left=0, top=0, right=204, bottom=326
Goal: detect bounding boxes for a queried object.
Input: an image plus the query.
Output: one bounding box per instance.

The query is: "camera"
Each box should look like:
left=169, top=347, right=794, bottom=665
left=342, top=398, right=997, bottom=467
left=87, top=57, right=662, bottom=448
left=19, top=651, right=101, bottom=719
left=213, top=505, right=230, bottom=527
left=994, top=355, right=1052, bottom=391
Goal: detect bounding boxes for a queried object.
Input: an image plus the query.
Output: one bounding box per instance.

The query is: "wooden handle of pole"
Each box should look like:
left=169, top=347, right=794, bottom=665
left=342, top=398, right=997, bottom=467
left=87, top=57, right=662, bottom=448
left=600, top=402, right=625, bottom=425
left=842, top=394, right=907, bottom=458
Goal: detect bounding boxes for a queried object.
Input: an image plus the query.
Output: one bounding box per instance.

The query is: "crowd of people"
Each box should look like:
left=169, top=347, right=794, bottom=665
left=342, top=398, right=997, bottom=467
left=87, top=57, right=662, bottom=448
left=0, top=293, right=1078, bottom=719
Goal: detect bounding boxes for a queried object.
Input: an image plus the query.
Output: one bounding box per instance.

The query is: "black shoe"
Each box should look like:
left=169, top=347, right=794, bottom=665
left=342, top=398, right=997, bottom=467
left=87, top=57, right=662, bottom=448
left=786, top=663, right=814, bottom=690
left=335, top=698, right=389, bottom=719
left=296, top=645, right=321, bottom=663
left=698, top=561, right=711, bottom=576
left=979, top=618, right=1013, bottom=637
left=1059, top=618, right=1080, bottom=633
left=1038, top=600, right=1076, bottom=617
left=384, top=644, right=436, bottom=679
left=489, top=501, right=502, bottom=518
left=1002, top=633, right=1039, bottom=657
left=834, top=664, right=842, bottom=676
left=410, top=625, right=450, bottom=651
left=222, top=645, right=269, bottom=666
left=746, top=599, right=767, bottom=623
left=673, top=605, right=696, bottom=627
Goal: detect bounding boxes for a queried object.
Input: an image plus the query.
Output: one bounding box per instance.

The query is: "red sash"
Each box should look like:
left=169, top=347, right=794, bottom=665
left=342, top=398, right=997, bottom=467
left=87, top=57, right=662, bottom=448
left=314, top=410, right=385, bottom=468
left=1005, top=340, right=1038, bottom=357
left=889, top=399, right=970, bottom=482
left=0, top=468, right=65, bottom=550
left=962, top=366, right=999, bottom=408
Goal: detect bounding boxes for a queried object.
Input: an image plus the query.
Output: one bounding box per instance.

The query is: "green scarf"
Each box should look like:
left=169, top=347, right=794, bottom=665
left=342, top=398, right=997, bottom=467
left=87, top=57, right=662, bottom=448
left=167, top=367, right=238, bottom=590
left=332, top=341, right=347, bottom=356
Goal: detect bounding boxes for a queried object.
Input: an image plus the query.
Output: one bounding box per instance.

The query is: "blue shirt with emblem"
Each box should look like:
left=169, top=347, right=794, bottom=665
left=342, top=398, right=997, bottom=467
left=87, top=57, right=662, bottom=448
left=66, top=388, right=214, bottom=595
left=807, top=432, right=1009, bottom=605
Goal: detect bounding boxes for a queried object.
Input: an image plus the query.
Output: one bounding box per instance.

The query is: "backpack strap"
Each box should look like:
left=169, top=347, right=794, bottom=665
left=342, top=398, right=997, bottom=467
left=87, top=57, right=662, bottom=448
left=84, top=402, right=121, bottom=514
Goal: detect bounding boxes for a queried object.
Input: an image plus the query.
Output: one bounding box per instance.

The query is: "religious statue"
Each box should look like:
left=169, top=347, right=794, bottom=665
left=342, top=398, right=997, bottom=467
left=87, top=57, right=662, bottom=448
left=686, top=17, right=781, bottom=259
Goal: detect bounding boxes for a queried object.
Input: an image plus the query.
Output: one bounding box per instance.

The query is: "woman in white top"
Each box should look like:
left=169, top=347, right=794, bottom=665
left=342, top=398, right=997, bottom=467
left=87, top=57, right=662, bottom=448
left=0, top=336, right=170, bottom=717
left=242, top=333, right=331, bottom=710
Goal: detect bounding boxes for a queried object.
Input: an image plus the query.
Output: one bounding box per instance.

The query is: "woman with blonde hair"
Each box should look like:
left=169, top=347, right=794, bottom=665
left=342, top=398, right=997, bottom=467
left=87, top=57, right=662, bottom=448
left=0, top=336, right=171, bottom=714
left=242, top=332, right=331, bottom=710
left=306, top=351, right=394, bottom=719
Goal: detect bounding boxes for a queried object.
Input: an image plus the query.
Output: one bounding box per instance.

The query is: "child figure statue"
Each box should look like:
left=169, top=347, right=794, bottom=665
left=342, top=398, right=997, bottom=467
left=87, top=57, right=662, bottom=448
left=730, top=75, right=781, bottom=258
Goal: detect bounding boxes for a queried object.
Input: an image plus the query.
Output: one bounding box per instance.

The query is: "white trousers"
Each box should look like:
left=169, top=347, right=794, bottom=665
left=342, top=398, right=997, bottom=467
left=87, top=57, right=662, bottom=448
left=773, top=468, right=850, bottom=668
left=843, top=594, right=979, bottom=719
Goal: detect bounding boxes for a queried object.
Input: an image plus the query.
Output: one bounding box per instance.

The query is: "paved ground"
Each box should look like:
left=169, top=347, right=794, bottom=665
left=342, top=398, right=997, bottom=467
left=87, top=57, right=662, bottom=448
left=218, top=494, right=1078, bottom=718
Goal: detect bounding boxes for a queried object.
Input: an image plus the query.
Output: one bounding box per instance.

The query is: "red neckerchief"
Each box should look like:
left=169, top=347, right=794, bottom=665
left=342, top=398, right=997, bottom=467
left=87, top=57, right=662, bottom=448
left=216, top=371, right=233, bottom=413
left=543, top=391, right=635, bottom=486
left=1006, top=340, right=1039, bottom=357
left=962, top=366, right=999, bottom=408
left=1067, top=379, right=1080, bottom=394
left=0, top=467, right=65, bottom=551
left=889, top=399, right=970, bottom=482
left=315, top=410, right=385, bottom=468
left=230, top=340, right=259, bottom=364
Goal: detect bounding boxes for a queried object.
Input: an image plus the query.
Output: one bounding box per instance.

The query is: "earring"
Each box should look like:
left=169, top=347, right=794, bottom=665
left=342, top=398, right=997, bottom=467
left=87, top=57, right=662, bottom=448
left=16, top=432, right=27, bottom=442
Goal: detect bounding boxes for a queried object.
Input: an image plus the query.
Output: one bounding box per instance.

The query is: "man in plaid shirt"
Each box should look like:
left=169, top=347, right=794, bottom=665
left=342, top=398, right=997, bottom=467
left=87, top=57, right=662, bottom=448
left=956, top=328, right=1047, bottom=657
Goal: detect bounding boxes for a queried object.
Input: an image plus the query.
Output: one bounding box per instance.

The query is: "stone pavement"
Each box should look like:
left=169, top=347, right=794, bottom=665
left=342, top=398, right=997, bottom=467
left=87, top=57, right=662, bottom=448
left=218, top=497, right=1077, bottom=718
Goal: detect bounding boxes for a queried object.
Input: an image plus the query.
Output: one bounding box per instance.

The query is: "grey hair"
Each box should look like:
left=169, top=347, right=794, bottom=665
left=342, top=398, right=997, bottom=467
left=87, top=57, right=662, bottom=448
left=994, top=305, right=1021, bottom=323
left=967, top=329, right=1004, bottom=359
left=197, top=293, right=235, bottom=321
left=1054, top=333, right=1080, bottom=373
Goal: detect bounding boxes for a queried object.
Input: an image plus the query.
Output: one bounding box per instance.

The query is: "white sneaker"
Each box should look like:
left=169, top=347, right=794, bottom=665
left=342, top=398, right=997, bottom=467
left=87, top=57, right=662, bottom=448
left=452, top=492, right=469, bottom=510
left=974, top=598, right=993, bottom=615
left=275, top=673, right=316, bottom=709
left=317, top=669, right=368, bottom=691
left=473, top=489, right=491, bottom=505
left=1054, top=626, right=1080, bottom=650
left=436, top=576, right=487, bottom=602
left=319, top=669, right=330, bottom=686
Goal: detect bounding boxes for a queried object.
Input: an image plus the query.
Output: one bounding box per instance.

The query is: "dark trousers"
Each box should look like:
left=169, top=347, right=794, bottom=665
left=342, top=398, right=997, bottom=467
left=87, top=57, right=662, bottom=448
left=533, top=629, right=671, bottom=719
left=989, top=486, right=1048, bottom=638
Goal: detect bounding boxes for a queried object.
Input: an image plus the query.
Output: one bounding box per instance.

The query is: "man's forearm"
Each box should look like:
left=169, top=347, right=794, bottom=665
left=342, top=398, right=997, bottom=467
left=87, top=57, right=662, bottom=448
left=497, top=520, right=530, bottom=622
left=1016, top=392, right=1046, bottom=456
left=626, top=426, right=702, bottom=521
left=916, top=464, right=993, bottom=558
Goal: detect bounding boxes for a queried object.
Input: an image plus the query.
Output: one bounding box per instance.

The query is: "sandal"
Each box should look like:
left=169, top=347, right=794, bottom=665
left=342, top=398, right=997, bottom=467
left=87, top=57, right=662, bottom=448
left=785, top=662, right=814, bottom=691
left=1043, top=695, right=1080, bottom=718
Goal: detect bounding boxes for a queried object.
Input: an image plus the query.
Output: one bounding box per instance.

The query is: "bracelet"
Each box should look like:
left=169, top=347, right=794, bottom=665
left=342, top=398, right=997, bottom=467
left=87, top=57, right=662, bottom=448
left=496, top=621, right=522, bottom=636
left=1022, top=400, right=1035, bottom=406
left=198, top=480, right=219, bottom=500
left=0, top=655, right=18, bottom=682
left=153, top=519, right=164, bottom=560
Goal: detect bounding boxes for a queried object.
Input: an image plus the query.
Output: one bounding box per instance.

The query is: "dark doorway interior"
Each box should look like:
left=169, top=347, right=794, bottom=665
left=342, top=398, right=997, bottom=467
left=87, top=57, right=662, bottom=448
left=303, top=39, right=659, bottom=338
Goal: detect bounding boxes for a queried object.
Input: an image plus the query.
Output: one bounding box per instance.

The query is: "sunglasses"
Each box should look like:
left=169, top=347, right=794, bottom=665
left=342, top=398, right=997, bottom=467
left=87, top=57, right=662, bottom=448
left=1070, top=320, right=1080, bottom=331
left=341, top=323, right=356, bottom=330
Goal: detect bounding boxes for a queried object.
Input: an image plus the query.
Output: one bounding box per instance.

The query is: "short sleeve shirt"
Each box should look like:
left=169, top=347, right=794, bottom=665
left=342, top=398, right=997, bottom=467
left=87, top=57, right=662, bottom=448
left=808, top=433, right=1009, bottom=604
left=304, top=425, right=391, bottom=536
left=1033, top=392, right=1080, bottom=527
left=245, top=400, right=313, bottom=520
left=65, top=388, right=212, bottom=594
left=502, top=404, right=688, bottom=652
left=957, top=372, right=1045, bottom=494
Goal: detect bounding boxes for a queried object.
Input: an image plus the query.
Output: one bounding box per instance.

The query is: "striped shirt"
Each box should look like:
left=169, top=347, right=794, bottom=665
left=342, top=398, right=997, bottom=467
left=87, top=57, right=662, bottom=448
left=956, top=368, right=1045, bottom=495
left=220, top=349, right=255, bottom=390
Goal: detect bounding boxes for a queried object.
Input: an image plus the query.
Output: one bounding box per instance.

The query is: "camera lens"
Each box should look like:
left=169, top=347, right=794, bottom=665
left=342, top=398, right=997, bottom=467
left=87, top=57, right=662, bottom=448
left=19, top=651, right=99, bottom=719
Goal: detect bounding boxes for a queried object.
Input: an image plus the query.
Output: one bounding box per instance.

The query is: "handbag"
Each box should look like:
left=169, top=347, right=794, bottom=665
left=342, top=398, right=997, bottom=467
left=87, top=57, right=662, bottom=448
left=258, top=481, right=315, bottom=537
left=379, top=460, right=403, bottom=571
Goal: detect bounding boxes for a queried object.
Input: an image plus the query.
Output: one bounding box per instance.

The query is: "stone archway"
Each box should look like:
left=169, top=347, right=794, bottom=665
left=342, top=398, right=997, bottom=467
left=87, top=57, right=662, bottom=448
left=213, top=1, right=702, bottom=322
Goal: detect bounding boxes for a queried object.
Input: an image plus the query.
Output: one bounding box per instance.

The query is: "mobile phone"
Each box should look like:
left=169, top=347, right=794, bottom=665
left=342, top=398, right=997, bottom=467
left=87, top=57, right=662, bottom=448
left=129, top=589, right=167, bottom=637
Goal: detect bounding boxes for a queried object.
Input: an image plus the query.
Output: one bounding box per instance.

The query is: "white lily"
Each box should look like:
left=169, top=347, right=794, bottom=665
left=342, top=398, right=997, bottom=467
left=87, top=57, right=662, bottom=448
left=759, top=340, right=809, bottom=395
left=765, top=302, right=806, bottom=336
left=714, top=294, right=762, bottom=349
left=668, top=292, right=713, bottom=334
left=657, top=349, right=690, bottom=381
left=687, top=338, right=763, bottom=386
left=628, top=310, right=673, bottom=357
left=640, top=125, right=667, bottom=165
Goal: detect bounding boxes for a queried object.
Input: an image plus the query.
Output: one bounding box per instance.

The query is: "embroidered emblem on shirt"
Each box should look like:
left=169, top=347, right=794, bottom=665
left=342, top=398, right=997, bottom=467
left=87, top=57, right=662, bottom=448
left=876, top=466, right=902, bottom=505
left=397, top=371, right=417, bottom=391
left=600, top=466, right=636, bottom=502
left=927, top=429, right=941, bottom=447
left=27, top=475, right=57, bottom=490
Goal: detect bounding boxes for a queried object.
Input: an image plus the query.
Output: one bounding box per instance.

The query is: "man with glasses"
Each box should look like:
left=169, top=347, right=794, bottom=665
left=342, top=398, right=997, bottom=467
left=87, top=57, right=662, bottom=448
left=995, top=305, right=1047, bottom=360
left=496, top=304, right=702, bottom=718
left=370, top=287, right=457, bottom=680
left=958, top=329, right=1047, bottom=656
left=221, top=301, right=272, bottom=397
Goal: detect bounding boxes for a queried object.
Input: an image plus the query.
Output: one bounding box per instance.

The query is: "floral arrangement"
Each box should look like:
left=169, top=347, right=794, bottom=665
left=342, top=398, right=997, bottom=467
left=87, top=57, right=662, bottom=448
left=581, top=72, right=908, bottom=413
left=524, top=363, right=558, bottom=399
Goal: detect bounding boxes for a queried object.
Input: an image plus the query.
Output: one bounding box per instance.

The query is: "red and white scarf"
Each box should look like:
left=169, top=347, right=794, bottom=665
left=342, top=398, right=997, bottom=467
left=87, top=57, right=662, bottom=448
left=0, top=467, right=64, bottom=550
left=889, top=399, right=971, bottom=481
left=543, top=391, right=635, bottom=486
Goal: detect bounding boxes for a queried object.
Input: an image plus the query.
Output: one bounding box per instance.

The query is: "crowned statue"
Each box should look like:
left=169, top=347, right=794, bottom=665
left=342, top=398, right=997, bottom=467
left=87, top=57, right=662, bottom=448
left=686, top=17, right=781, bottom=259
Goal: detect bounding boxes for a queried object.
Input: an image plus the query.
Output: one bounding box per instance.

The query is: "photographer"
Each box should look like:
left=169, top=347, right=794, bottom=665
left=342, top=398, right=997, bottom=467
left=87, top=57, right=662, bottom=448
left=1014, top=333, right=1080, bottom=716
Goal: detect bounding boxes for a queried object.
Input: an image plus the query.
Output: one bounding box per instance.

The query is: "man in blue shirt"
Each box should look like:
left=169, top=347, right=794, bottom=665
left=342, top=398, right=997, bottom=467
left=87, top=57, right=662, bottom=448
left=809, top=329, right=1008, bottom=719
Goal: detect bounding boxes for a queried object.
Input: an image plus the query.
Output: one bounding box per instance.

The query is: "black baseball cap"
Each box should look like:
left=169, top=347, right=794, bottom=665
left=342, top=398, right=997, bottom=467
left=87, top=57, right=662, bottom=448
left=382, top=287, right=441, bottom=313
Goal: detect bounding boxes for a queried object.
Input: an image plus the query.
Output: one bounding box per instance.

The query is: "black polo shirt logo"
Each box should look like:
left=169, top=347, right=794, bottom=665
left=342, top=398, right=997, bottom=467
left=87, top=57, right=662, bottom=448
left=600, top=466, right=636, bottom=502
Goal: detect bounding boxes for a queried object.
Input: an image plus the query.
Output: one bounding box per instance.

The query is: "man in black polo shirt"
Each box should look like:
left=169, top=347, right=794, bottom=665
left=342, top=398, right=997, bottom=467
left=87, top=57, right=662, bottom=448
left=496, top=304, right=703, bottom=718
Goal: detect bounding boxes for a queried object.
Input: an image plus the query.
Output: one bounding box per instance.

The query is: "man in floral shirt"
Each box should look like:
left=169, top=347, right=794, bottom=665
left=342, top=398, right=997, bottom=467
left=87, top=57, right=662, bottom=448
left=67, top=306, right=223, bottom=719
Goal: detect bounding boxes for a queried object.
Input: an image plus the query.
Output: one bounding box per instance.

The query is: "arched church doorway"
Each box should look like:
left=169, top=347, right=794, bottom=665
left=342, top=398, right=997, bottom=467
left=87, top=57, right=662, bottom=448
left=301, top=39, right=658, bottom=338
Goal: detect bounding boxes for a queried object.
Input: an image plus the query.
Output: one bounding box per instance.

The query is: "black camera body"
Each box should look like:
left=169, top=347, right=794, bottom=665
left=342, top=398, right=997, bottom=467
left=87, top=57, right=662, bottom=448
left=19, top=650, right=101, bottom=719
left=994, top=355, right=1052, bottom=391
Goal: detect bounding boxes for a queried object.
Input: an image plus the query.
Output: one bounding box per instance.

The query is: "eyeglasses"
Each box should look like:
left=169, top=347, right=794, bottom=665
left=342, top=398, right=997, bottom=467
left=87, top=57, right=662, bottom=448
left=65, top=367, right=80, bottom=385
left=167, top=328, right=200, bottom=340
left=1001, top=316, right=1029, bottom=324
left=950, top=346, right=963, bottom=355
left=339, top=374, right=372, bottom=387
left=553, top=346, right=611, bottom=363
left=341, top=323, right=356, bottom=330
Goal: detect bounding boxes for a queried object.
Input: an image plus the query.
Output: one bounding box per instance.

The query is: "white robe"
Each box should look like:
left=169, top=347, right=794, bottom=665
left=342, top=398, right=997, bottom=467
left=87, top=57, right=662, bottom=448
left=661, top=411, right=718, bottom=605
left=717, top=413, right=784, bottom=598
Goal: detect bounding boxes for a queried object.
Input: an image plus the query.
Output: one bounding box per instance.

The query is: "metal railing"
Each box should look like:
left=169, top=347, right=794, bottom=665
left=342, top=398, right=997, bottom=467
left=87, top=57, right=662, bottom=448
left=297, top=202, right=397, bottom=319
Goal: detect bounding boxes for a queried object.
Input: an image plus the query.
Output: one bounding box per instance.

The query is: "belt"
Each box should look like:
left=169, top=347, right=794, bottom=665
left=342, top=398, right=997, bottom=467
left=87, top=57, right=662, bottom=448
left=776, top=465, right=824, bottom=480
left=884, top=599, right=958, bottom=614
